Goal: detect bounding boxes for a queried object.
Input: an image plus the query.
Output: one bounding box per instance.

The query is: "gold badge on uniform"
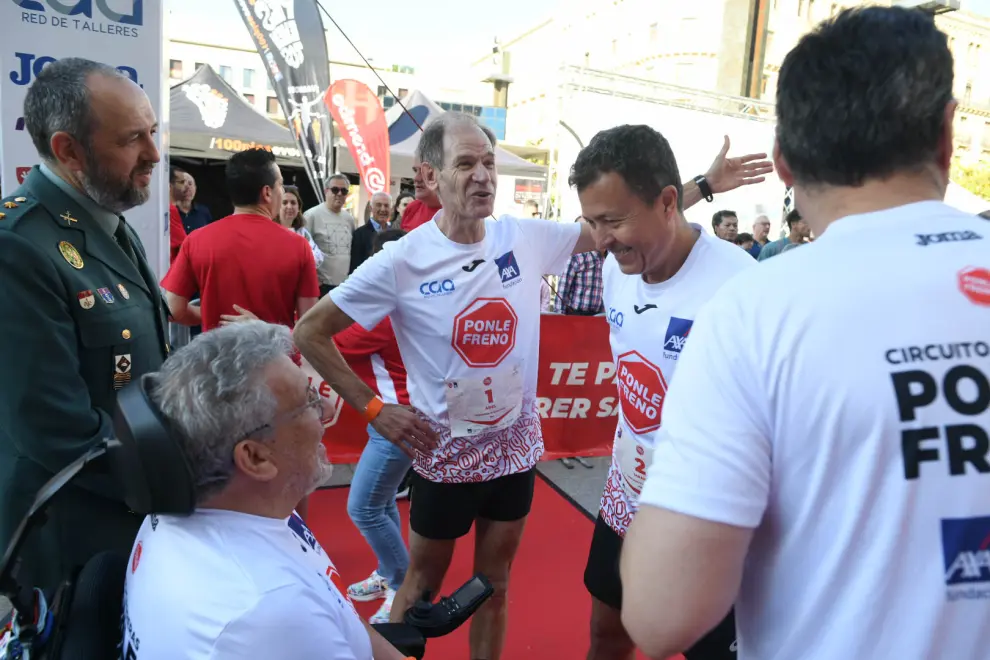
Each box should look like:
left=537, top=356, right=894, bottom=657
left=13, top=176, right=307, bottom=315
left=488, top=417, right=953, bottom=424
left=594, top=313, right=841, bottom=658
left=3, top=201, right=16, bottom=209
left=0, top=213, right=5, bottom=220
left=14, top=197, right=26, bottom=203
left=113, top=353, right=132, bottom=391
left=58, top=241, right=84, bottom=269
left=117, top=283, right=130, bottom=300
left=77, top=290, right=95, bottom=310
left=60, top=211, right=78, bottom=224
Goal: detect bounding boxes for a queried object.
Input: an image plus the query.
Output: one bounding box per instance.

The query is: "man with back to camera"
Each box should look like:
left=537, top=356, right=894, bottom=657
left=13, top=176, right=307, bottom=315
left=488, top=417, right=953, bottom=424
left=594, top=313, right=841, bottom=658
left=161, top=148, right=320, bottom=332
left=571, top=125, right=757, bottom=660
left=621, top=7, right=990, bottom=660
left=0, top=58, right=168, bottom=594
left=121, top=321, right=406, bottom=659
left=293, top=110, right=772, bottom=658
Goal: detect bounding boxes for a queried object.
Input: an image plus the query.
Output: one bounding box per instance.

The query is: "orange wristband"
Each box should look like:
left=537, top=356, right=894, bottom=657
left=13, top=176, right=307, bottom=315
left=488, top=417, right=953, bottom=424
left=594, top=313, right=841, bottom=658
left=363, top=396, right=384, bottom=423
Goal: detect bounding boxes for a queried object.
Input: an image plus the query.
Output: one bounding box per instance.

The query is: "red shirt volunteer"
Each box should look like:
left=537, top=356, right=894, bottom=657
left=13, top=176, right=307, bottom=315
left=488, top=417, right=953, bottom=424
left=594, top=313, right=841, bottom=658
left=333, top=317, right=409, bottom=406
left=162, top=213, right=320, bottom=331
left=399, top=199, right=441, bottom=232
left=169, top=203, right=187, bottom=264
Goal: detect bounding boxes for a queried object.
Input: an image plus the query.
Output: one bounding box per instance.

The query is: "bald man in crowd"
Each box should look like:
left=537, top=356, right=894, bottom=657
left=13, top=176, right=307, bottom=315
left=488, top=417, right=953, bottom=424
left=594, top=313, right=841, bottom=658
left=350, top=192, right=392, bottom=274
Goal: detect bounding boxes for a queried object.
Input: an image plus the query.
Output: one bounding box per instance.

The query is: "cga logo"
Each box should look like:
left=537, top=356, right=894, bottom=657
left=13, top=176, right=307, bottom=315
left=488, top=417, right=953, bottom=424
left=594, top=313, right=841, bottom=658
left=663, top=317, right=694, bottom=358
left=14, top=0, right=143, bottom=26
left=419, top=279, right=455, bottom=298
left=606, top=307, right=624, bottom=328
left=10, top=53, right=139, bottom=87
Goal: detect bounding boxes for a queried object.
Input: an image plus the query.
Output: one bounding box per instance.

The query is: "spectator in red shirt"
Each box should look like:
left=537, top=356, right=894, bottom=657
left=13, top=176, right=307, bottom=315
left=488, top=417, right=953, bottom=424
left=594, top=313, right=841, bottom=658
left=168, top=203, right=186, bottom=263
left=399, top=156, right=443, bottom=231
left=161, top=148, right=320, bottom=331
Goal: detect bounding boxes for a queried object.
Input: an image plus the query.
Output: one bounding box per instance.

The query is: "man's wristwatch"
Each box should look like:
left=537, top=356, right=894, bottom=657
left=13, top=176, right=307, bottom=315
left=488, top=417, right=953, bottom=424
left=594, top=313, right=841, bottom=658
left=693, top=175, right=714, bottom=202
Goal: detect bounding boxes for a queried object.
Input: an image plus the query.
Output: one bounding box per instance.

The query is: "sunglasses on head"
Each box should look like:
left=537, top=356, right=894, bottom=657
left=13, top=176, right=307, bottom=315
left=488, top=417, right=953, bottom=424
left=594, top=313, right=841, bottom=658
left=329, top=186, right=348, bottom=196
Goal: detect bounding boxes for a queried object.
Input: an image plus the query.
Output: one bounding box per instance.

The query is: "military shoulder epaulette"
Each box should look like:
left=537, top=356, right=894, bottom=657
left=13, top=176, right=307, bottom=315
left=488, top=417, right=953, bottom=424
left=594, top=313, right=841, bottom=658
left=0, top=195, right=41, bottom=229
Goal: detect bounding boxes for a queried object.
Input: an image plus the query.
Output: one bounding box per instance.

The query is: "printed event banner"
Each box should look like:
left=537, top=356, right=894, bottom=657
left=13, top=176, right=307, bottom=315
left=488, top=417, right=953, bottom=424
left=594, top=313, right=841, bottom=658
left=0, top=0, right=168, bottom=277
left=305, top=314, right=617, bottom=463
left=325, top=79, right=390, bottom=194
left=232, top=0, right=333, bottom=200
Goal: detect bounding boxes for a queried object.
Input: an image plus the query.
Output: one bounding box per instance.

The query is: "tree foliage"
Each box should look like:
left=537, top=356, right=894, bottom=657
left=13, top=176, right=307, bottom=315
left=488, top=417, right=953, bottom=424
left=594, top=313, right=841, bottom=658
left=952, top=158, right=990, bottom=201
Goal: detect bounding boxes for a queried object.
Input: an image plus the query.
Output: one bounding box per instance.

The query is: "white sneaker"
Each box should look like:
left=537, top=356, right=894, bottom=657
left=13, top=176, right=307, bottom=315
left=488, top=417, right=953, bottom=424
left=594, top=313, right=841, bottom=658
left=347, top=571, right=389, bottom=602
left=369, top=588, right=396, bottom=624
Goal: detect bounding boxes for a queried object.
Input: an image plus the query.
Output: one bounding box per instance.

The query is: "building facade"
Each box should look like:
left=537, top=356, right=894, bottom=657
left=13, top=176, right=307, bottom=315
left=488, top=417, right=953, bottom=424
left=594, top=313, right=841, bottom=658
left=475, top=0, right=990, bottom=162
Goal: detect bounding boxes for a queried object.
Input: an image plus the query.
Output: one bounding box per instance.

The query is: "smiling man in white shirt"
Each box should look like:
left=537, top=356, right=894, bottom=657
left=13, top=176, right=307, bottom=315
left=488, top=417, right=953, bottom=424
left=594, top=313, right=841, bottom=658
left=122, top=321, right=404, bottom=659
left=621, top=7, right=990, bottom=660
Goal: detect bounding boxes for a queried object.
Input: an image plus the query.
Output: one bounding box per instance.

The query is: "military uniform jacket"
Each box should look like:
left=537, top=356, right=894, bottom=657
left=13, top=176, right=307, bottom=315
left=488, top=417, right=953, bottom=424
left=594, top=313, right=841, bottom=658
left=0, top=166, right=169, bottom=592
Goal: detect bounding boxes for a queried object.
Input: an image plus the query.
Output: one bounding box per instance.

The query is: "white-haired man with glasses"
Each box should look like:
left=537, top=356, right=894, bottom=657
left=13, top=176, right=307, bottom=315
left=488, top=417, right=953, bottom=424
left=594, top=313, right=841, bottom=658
left=121, top=321, right=405, bottom=659
left=304, top=174, right=356, bottom=297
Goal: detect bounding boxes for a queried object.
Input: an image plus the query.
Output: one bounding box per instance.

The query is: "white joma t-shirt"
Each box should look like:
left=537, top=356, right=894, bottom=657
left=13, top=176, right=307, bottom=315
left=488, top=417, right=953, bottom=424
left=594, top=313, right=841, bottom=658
left=640, top=202, right=990, bottom=660
left=122, top=510, right=371, bottom=660
left=331, top=215, right=580, bottom=483
left=599, top=231, right=755, bottom=537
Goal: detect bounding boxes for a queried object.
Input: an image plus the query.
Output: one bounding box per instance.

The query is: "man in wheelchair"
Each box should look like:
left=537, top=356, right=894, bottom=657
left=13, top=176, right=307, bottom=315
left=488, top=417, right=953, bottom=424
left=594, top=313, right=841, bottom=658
left=120, top=321, right=406, bottom=659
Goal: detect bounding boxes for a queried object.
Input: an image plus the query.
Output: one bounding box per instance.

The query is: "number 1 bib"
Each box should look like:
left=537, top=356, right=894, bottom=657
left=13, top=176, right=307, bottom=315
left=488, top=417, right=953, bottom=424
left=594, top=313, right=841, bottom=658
left=614, top=426, right=654, bottom=502
left=445, top=364, right=523, bottom=438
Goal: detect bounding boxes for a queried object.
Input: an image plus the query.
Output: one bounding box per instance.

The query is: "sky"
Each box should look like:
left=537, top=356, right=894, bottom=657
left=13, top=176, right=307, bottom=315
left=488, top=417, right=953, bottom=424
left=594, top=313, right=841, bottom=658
left=168, top=0, right=560, bottom=72
left=169, top=0, right=990, bottom=75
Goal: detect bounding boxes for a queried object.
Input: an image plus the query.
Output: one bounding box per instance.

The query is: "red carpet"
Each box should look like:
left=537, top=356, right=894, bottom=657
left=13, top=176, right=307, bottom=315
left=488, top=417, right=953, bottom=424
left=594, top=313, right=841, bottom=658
left=308, top=478, right=663, bottom=659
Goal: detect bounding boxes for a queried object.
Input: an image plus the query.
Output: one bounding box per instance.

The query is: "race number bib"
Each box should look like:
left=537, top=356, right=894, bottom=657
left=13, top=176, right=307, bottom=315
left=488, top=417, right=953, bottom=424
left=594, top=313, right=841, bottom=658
left=614, top=426, right=654, bottom=502
left=445, top=365, right=523, bottom=438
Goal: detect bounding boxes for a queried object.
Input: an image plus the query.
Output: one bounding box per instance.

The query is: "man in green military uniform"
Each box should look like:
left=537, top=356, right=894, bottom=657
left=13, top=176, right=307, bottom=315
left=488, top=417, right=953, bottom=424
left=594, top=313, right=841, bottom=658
left=0, top=58, right=169, bottom=595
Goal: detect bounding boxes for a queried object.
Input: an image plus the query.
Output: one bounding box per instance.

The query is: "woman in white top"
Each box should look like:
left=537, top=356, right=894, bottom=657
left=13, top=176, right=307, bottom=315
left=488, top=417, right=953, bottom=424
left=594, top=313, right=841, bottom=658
left=280, top=185, right=325, bottom=267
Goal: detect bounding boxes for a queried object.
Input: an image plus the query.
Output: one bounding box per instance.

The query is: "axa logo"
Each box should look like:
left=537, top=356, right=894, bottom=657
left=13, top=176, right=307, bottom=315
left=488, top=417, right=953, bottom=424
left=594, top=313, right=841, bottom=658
left=419, top=279, right=455, bottom=298
left=15, top=0, right=143, bottom=26
left=916, top=230, right=982, bottom=246
left=606, top=307, right=624, bottom=328
left=494, top=251, right=521, bottom=287
left=10, top=53, right=139, bottom=87
left=663, top=317, right=693, bottom=358
left=941, top=516, right=990, bottom=598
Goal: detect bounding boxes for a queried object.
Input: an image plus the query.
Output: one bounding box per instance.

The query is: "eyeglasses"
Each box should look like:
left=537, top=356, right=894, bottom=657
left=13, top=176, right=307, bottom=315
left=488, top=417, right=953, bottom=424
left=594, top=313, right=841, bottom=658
left=328, top=187, right=349, bottom=196
left=238, top=385, right=324, bottom=441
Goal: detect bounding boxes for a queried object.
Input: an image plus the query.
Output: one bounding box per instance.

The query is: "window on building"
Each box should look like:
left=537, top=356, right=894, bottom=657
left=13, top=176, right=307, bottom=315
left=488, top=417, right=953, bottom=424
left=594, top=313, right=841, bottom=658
left=611, top=39, right=618, bottom=55
left=965, top=82, right=972, bottom=104
left=219, top=65, right=233, bottom=82
left=244, top=93, right=255, bottom=105
left=398, top=88, right=408, bottom=98
left=267, top=97, right=280, bottom=115
left=169, top=60, right=183, bottom=79
left=761, top=74, right=770, bottom=97
left=649, top=23, right=658, bottom=42
left=807, top=0, right=815, bottom=18
left=584, top=51, right=591, bottom=68
left=243, top=69, right=255, bottom=88
left=194, top=62, right=206, bottom=72
left=267, top=78, right=274, bottom=92
left=798, top=0, right=805, bottom=16
left=377, top=85, right=387, bottom=98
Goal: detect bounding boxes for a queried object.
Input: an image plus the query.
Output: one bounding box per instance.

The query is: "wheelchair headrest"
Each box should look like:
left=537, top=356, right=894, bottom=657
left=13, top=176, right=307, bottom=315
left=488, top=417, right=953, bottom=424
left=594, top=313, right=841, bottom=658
left=110, top=374, right=196, bottom=516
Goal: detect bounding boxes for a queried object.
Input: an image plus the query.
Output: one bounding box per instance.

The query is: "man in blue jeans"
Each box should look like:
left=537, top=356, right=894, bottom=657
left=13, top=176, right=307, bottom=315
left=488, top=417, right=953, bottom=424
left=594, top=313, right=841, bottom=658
left=335, top=229, right=412, bottom=623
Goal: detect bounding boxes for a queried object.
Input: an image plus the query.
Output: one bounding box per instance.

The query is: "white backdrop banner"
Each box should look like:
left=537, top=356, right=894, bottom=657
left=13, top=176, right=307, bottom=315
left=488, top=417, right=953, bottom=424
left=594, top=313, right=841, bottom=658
left=0, top=0, right=168, bottom=278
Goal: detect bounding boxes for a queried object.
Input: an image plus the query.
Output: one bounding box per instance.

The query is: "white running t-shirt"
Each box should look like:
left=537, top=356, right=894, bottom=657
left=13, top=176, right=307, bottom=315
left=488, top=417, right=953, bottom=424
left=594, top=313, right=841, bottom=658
left=121, top=510, right=372, bottom=660
left=331, top=215, right=580, bottom=483
left=639, top=202, right=990, bottom=660
left=598, top=232, right=755, bottom=536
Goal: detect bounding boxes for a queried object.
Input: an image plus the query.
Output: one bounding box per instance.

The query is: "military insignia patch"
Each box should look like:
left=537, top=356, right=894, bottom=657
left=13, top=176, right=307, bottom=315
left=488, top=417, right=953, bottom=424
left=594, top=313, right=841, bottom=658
left=58, top=241, right=84, bottom=269
left=117, top=283, right=130, bottom=300
left=113, top=353, right=132, bottom=391
left=77, top=290, right=95, bottom=309
left=60, top=211, right=78, bottom=224
left=14, top=197, right=26, bottom=203
left=97, top=287, right=115, bottom=304
left=3, top=201, right=17, bottom=209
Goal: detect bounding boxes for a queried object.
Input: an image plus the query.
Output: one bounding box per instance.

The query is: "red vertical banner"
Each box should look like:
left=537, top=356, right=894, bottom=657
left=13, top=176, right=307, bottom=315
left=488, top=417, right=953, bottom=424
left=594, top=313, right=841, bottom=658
left=324, top=79, right=390, bottom=193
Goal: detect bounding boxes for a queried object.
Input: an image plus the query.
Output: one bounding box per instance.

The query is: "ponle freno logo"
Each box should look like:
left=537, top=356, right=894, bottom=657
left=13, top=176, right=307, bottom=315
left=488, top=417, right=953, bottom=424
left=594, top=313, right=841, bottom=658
left=616, top=350, right=667, bottom=435
left=452, top=298, right=518, bottom=368
left=958, top=266, right=990, bottom=307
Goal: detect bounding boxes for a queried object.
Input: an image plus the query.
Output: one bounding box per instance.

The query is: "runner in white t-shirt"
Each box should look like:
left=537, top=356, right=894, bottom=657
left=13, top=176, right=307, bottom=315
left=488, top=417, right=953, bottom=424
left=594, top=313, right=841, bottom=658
left=568, top=125, right=758, bottom=660
left=121, top=322, right=404, bottom=660
left=620, top=8, right=990, bottom=660
left=293, top=112, right=772, bottom=659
